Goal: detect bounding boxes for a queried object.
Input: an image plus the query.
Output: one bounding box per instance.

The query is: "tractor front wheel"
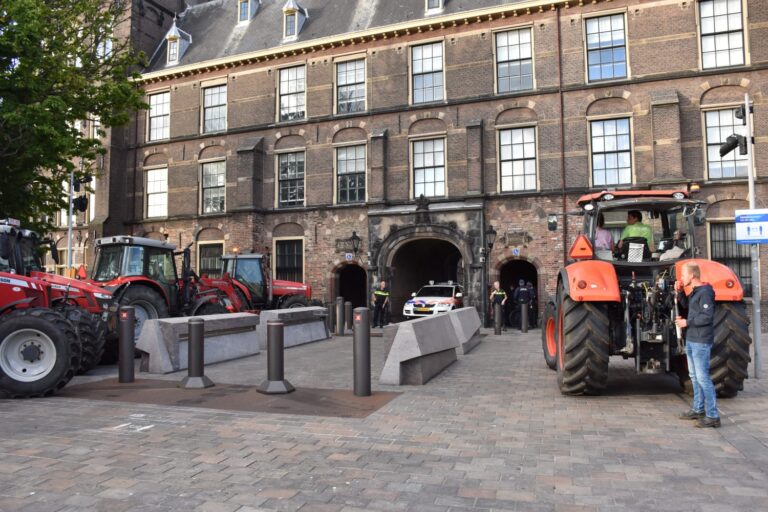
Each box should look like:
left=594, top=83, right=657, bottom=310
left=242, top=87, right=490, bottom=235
left=556, top=289, right=610, bottom=396
left=0, top=308, right=81, bottom=398
left=541, top=302, right=557, bottom=370
left=281, top=295, right=310, bottom=309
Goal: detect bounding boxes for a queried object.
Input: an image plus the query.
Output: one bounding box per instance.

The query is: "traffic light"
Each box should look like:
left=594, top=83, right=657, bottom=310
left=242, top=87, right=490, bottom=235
left=719, top=134, right=747, bottom=157
left=734, top=105, right=746, bottom=125
left=73, top=175, right=93, bottom=193
left=72, top=196, right=89, bottom=212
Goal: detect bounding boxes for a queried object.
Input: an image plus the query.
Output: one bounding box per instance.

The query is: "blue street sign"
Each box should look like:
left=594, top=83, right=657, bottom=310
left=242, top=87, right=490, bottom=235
left=735, top=209, right=768, bottom=244
left=512, top=248, right=520, bottom=257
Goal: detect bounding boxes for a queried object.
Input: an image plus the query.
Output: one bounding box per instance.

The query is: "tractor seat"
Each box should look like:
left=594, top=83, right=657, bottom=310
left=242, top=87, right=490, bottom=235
left=618, top=237, right=651, bottom=262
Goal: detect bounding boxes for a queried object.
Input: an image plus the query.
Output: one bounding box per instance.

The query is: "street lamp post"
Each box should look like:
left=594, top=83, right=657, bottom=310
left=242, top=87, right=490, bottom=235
left=350, top=231, right=361, bottom=257
left=484, top=225, right=497, bottom=327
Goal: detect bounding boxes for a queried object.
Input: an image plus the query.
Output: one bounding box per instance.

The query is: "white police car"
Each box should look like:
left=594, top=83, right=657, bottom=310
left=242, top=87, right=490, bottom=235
left=402, top=281, right=464, bottom=319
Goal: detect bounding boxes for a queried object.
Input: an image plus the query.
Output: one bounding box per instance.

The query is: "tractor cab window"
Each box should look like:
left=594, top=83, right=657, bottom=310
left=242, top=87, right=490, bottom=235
left=17, top=237, right=44, bottom=273
left=147, top=248, right=176, bottom=283
left=595, top=206, right=692, bottom=262
left=228, top=257, right=266, bottom=304
left=124, top=246, right=145, bottom=276
left=92, top=245, right=124, bottom=281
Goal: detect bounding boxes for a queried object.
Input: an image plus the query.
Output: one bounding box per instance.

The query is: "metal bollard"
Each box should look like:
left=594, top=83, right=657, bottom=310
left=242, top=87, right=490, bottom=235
left=335, top=296, right=345, bottom=336
left=353, top=307, right=371, bottom=397
left=345, top=301, right=353, bottom=330
left=179, top=318, right=214, bottom=389
left=258, top=321, right=295, bottom=394
left=326, top=302, right=335, bottom=333
left=520, top=302, right=529, bottom=333
left=118, top=306, right=135, bottom=383
left=493, top=303, right=502, bottom=335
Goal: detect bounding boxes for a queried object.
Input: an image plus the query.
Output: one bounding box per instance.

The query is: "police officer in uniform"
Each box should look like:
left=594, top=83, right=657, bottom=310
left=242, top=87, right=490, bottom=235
left=526, top=280, right=537, bottom=328
left=489, top=281, right=507, bottom=330
left=372, top=280, right=390, bottom=328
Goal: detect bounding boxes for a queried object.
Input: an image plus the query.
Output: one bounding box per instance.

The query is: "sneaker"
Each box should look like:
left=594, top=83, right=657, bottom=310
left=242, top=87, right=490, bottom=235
left=695, top=416, right=721, bottom=428
left=679, top=410, right=705, bottom=420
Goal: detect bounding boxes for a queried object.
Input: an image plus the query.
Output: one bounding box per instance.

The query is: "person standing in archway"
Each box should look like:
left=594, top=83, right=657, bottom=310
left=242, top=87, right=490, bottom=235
left=489, top=281, right=507, bottom=331
left=372, top=280, right=390, bottom=328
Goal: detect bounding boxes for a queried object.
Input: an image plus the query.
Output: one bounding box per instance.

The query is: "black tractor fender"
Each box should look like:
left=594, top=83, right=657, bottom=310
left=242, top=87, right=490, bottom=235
left=189, top=295, right=226, bottom=316
left=0, top=297, right=35, bottom=316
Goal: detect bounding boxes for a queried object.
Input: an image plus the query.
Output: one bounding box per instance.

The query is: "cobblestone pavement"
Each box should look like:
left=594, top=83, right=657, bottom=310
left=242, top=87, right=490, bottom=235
left=2, top=329, right=768, bottom=512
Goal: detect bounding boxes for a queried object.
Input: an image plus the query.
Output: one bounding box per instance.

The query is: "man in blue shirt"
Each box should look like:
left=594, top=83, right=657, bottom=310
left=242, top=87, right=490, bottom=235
left=675, top=262, right=720, bottom=428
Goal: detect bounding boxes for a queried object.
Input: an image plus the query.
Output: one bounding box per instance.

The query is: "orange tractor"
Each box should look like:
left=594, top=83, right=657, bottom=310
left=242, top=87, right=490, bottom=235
left=542, top=190, right=751, bottom=396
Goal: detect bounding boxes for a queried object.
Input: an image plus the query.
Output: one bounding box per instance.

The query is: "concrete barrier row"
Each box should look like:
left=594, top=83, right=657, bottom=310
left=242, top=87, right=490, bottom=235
left=379, top=307, right=482, bottom=386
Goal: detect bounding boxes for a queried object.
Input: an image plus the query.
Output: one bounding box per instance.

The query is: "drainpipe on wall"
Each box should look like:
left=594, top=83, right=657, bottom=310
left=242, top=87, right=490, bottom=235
left=557, top=5, right=568, bottom=264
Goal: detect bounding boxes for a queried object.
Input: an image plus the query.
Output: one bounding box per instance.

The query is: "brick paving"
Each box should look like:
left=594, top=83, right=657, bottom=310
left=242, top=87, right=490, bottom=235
left=2, top=329, right=768, bottom=511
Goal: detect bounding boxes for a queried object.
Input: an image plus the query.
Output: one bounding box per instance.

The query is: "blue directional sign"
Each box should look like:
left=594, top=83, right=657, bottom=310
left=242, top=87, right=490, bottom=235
left=735, top=209, right=768, bottom=244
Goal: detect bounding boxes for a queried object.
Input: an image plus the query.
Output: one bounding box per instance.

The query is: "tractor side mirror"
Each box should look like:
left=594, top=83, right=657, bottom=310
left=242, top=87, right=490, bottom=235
left=547, top=215, right=558, bottom=232
left=0, top=235, right=10, bottom=260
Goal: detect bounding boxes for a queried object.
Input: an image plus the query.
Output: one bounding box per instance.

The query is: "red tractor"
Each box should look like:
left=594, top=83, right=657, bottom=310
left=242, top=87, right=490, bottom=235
left=542, top=190, right=751, bottom=397
left=205, top=252, right=311, bottom=312
left=1, top=243, right=83, bottom=397
left=87, top=237, right=312, bottom=358
left=0, top=219, right=112, bottom=373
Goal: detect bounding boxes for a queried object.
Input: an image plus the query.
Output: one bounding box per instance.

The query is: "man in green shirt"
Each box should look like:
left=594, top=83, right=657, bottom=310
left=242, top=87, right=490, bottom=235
left=618, top=210, right=653, bottom=250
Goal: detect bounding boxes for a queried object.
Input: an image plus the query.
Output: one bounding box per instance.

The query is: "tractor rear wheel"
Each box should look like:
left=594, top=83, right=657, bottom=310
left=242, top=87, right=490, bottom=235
left=120, top=286, right=169, bottom=339
left=0, top=308, right=81, bottom=398
left=556, top=289, right=610, bottom=396
left=195, top=301, right=229, bottom=316
left=57, top=305, right=105, bottom=375
left=710, top=301, right=751, bottom=398
left=541, top=302, right=557, bottom=370
left=281, top=295, right=310, bottom=309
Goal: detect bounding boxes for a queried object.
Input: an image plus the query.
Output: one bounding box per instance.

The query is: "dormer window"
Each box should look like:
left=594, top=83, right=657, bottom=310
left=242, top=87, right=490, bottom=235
left=238, top=0, right=260, bottom=23
left=167, top=38, right=178, bottom=63
left=282, top=0, right=307, bottom=41
left=239, top=0, right=249, bottom=22
left=425, top=0, right=444, bottom=13
left=285, top=13, right=296, bottom=37
left=163, top=17, right=192, bottom=67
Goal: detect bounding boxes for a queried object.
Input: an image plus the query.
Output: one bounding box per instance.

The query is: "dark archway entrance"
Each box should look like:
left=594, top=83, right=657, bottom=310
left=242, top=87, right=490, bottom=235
left=499, top=259, right=539, bottom=327
left=337, top=264, right=367, bottom=308
left=389, top=238, right=463, bottom=320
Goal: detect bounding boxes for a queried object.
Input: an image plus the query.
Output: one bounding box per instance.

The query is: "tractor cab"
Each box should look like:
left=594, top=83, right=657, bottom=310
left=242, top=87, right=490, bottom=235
left=549, top=190, right=705, bottom=266
left=91, top=236, right=181, bottom=312
left=222, top=253, right=269, bottom=308
left=0, top=218, right=52, bottom=274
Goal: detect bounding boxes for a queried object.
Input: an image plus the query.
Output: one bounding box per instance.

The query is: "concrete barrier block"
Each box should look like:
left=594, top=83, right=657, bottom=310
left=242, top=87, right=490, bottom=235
left=137, top=313, right=259, bottom=374
left=379, top=314, right=459, bottom=385
left=255, top=307, right=330, bottom=350
left=448, top=307, right=482, bottom=354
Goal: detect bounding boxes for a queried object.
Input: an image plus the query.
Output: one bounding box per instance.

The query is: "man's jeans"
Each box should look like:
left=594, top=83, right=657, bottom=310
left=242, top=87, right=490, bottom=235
left=686, top=341, right=719, bottom=419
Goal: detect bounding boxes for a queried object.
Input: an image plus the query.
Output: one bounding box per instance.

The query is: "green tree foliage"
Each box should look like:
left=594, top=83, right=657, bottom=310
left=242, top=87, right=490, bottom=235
left=0, top=0, right=145, bottom=231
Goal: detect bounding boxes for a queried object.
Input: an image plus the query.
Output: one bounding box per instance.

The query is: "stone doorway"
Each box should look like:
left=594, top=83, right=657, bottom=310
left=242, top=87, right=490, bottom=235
left=389, top=238, right=463, bottom=321
left=499, top=259, right=539, bottom=326
left=337, top=263, right=368, bottom=308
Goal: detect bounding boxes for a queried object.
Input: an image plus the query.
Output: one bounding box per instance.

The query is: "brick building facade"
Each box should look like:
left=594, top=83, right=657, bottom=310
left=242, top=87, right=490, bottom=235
left=82, top=0, right=766, bottom=323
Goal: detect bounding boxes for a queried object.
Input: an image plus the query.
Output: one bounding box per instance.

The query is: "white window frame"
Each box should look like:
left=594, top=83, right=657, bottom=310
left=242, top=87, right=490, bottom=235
left=588, top=116, right=634, bottom=187
left=201, top=83, right=227, bottom=133
left=334, top=143, right=367, bottom=205
left=145, top=166, right=168, bottom=219
left=284, top=12, right=297, bottom=39
left=497, top=125, right=538, bottom=193
left=272, top=236, right=305, bottom=282
left=277, top=64, right=306, bottom=122
left=410, top=40, right=445, bottom=105
left=334, top=57, right=366, bottom=115
left=425, top=0, right=443, bottom=14
left=197, top=241, right=225, bottom=278
left=702, top=105, right=749, bottom=181
left=494, top=26, right=535, bottom=94
left=410, top=136, right=447, bottom=199
left=238, top=0, right=251, bottom=23
left=697, top=0, right=747, bottom=70
left=147, top=90, right=170, bottom=142
left=275, top=150, right=306, bottom=208
left=584, top=12, right=629, bottom=83
left=167, top=38, right=179, bottom=64
left=200, top=159, right=227, bottom=214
